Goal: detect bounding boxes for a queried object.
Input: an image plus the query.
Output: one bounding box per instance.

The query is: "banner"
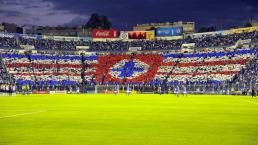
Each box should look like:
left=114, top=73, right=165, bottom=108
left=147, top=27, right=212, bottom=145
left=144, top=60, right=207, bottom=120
left=181, top=43, right=195, bottom=53
left=19, top=34, right=42, bottom=39
left=230, top=26, right=257, bottom=34
left=43, top=35, right=91, bottom=41
left=76, top=46, right=90, bottom=50
left=146, top=31, right=155, bottom=40
left=236, top=39, right=252, bottom=46
left=20, top=45, right=35, bottom=50
left=155, top=27, right=183, bottom=37
left=128, top=31, right=146, bottom=39
left=33, top=91, right=49, bottom=94
left=0, top=33, right=14, bottom=38
left=120, top=31, right=128, bottom=39
left=185, top=30, right=229, bottom=39
left=129, top=47, right=142, bottom=52
left=92, top=29, right=119, bottom=38
left=181, top=43, right=196, bottom=49
left=49, top=91, right=67, bottom=94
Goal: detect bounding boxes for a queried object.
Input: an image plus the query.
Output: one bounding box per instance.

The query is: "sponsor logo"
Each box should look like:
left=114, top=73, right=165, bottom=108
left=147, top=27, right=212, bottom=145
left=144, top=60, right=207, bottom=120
left=96, top=31, right=110, bottom=37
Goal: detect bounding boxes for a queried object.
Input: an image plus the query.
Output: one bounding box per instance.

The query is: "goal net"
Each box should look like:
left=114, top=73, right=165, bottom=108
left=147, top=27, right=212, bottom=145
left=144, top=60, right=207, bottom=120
left=95, top=85, right=119, bottom=94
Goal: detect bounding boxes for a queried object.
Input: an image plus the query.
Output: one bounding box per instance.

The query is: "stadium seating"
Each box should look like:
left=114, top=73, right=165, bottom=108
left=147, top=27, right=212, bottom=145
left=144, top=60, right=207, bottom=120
left=1, top=46, right=257, bottom=88
left=0, top=57, right=14, bottom=85
left=0, top=30, right=257, bottom=93
left=0, top=31, right=257, bottom=51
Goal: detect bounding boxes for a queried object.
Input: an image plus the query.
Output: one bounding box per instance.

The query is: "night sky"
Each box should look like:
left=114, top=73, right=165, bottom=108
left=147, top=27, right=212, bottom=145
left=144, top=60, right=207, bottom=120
left=0, top=0, right=257, bottom=30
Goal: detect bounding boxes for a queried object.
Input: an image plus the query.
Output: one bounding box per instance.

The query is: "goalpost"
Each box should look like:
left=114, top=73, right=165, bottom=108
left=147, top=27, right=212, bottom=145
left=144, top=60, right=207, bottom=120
left=95, top=85, right=119, bottom=94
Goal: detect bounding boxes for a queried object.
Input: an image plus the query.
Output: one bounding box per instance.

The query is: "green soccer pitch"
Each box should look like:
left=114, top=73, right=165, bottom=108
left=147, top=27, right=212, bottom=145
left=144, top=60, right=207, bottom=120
left=0, top=94, right=258, bottom=145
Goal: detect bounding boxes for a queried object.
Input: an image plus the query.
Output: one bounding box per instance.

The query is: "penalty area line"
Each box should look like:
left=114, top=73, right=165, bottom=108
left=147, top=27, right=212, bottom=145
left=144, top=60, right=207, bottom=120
left=0, top=110, right=46, bottom=119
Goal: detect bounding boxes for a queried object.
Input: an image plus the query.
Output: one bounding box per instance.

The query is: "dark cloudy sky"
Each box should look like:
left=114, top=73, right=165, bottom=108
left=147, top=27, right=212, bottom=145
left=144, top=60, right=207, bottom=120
left=0, top=0, right=257, bottom=30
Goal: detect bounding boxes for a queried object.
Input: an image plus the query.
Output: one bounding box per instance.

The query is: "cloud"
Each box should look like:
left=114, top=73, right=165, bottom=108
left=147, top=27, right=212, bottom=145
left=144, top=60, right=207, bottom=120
left=63, top=16, right=89, bottom=27
left=0, top=9, right=25, bottom=17
left=0, top=0, right=257, bottom=29
left=44, top=0, right=258, bottom=29
left=46, top=12, right=57, bottom=16
left=0, top=0, right=86, bottom=26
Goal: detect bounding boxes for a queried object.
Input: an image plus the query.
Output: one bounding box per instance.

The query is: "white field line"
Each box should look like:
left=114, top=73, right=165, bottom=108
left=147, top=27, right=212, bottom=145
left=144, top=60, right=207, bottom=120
left=0, top=110, right=46, bottom=119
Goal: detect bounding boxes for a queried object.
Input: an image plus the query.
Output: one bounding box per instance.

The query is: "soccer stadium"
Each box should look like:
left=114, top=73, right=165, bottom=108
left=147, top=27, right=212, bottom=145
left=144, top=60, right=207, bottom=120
left=1, top=1, right=258, bottom=145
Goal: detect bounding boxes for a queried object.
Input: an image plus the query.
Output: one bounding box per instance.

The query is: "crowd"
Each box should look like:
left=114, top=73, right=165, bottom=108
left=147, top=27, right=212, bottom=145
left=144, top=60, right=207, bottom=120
left=231, top=53, right=258, bottom=93
left=0, top=37, right=18, bottom=48
left=0, top=30, right=257, bottom=94
left=0, top=57, right=15, bottom=94
left=2, top=46, right=255, bottom=89
left=0, top=31, right=257, bottom=51
left=1, top=51, right=84, bottom=91
left=19, top=38, right=90, bottom=50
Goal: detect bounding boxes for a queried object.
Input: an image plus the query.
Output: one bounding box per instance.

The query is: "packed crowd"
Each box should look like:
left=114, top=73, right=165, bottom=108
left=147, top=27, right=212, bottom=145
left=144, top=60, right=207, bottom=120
left=0, top=37, right=18, bottom=48
left=1, top=51, right=84, bottom=91
left=0, top=31, right=257, bottom=51
left=0, top=29, right=257, bottom=94
left=231, top=53, right=258, bottom=92
left=0, top=57, right=14, bottom=84
left=19, top=38, right=89, bottom=50
left=1, top=45, right=256, bottom=91
left=156, top=48, right=256, bottom=83
left=0, top=56, right=15, bottom=94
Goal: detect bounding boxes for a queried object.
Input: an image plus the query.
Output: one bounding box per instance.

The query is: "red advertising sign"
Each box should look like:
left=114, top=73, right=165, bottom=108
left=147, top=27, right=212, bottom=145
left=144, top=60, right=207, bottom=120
left=32, top=91, right=50, bottom=94
left=92, top=29, right=119, bottom=38
left=128, top=31, right=146, bottom=39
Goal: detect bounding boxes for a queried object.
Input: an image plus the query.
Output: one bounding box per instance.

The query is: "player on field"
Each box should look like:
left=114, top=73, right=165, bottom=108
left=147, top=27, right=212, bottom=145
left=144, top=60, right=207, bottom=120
left=174, top=86, right=179, bottom=97
left=183, top=86, right=187, bottom=96
left=12, top=84, right=16, bottom=96
left=114, top=85, right=118, bottom=95
left=158, top=86, right=162, bottom=95
left=251, top=88, right=256, bottom=98
left=126, top=85, right=131, bottom=95
left=8, top=84, right=12, bottom=96
left=5, top=84, right=8, bottom=96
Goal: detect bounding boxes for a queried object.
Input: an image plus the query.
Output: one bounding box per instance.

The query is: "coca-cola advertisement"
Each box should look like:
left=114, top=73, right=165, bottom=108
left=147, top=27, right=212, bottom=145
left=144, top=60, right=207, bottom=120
left=92, top=29, right=119, bottom=38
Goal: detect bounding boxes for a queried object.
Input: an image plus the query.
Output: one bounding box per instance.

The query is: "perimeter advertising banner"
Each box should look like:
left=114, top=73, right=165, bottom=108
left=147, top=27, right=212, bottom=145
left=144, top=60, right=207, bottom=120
left=230, top=26, right=257, bottom=34
left=92, top=29, right=119, bottom=38
left=43, top=35, right=92, bottom=41
left=0, top=32, right=14, bottom=38
left=76, top=46, right=90, bottom=50
left=128, top=31, right=146, bottom=39
left=146, top=31, right=155, bottom=40
left=129, top=47, right=142, bottom=52
left=20, top=45, right=35, bottom=50
left=19, top=34, right=42, bottom=39
left=155, top=27, right=183, bottom=37
left=120, top=31, right=128, bottom=39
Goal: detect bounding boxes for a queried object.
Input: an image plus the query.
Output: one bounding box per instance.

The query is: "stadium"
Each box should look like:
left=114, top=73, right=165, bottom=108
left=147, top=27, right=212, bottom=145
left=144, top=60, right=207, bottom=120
left=1, top=2, right=258, bottom=144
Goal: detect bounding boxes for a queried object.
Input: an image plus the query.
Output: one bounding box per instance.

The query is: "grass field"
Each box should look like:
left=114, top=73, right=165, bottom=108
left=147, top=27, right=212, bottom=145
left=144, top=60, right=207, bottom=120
left=0, top=94, right=258, bottom=145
